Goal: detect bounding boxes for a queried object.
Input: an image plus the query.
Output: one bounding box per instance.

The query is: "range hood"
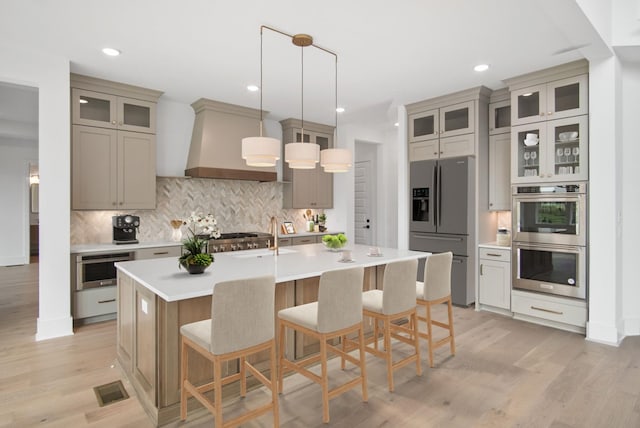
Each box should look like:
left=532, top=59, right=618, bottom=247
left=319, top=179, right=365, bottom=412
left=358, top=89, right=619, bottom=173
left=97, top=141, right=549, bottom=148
left=185, top=98, right=277, bottom=181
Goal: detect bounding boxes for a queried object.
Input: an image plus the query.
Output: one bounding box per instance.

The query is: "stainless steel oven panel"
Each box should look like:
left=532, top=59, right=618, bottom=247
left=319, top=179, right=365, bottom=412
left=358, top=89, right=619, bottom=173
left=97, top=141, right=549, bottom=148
left=76, top=252, right=133, bottom=290
left=512, top=193, right=586, bottom=246
left=512, top=242, right=586, bottom=300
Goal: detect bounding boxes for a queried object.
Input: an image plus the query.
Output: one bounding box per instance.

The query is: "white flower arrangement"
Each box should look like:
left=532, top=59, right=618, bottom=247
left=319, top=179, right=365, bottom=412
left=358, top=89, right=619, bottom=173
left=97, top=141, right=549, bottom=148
left=183, top=212, right=221, bottom=239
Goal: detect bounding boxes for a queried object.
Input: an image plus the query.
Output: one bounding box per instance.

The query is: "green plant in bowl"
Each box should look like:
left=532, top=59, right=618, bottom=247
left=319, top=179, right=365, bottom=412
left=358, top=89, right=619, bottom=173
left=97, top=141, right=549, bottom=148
left=322, top=233, right=347, bottom=251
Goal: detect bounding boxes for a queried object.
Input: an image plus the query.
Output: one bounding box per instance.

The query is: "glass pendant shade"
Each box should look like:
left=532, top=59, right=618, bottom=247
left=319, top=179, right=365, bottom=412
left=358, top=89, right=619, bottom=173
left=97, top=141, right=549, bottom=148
left=321, top=148, right=352, bottom=173
left=285, top=142, right=319, bottom=169
left=241, top=136, right=281, bottom=167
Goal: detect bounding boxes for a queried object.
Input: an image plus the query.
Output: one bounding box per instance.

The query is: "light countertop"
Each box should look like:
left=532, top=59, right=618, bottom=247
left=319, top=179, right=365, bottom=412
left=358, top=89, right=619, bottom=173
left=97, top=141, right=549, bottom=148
left=71, top=241, right=180, bottom=255
left=278, top=230, right=343, bottom=239
left=115, top=243, right=428, bottom=302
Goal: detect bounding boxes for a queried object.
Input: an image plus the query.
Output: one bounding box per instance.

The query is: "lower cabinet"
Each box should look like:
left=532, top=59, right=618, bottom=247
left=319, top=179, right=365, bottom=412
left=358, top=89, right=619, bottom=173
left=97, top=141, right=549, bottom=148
left=74, top=286, right=117, bottom=319
left=511, top=289, right=587, bottom=334
left=478, top=246, right=511, bottom=314
left=134, top=245, right=181, bottom=260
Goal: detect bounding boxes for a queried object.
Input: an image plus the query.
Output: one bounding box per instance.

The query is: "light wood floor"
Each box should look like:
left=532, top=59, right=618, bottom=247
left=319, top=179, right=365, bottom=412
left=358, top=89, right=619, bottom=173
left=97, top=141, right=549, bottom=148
left=1, top=262, right=639, bottom=427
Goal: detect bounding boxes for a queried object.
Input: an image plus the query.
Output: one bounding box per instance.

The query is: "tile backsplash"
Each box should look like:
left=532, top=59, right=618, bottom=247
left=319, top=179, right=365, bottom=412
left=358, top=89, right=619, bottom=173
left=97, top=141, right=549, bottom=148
left=71, top=177, right=312, bottom=244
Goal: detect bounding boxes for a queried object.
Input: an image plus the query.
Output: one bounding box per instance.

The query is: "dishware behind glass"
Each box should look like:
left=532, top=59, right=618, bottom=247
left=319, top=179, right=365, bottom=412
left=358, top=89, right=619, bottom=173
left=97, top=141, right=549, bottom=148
left=564, top=147, right=572, bottom=163
left=573, top=147, right=580, bottom=163
left=523, top=152, right=530, bottom=166
left=530, top=151, right=537, bottom=165
left=557, top=148, right=564, bottom=164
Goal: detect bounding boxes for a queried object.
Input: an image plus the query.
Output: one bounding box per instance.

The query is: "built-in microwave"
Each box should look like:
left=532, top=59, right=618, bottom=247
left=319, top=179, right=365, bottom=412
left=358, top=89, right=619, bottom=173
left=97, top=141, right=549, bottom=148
left=75, top=252, right=133, bottom=290
left=512, top=183, right=586, bottom=246
left=512, top=242, right=586, bottom=300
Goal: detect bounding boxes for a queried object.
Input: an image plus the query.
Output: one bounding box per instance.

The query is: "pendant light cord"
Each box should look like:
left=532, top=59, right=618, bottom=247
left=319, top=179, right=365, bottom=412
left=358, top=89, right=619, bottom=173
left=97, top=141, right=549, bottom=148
left=335, top=53, right=338, bottom=145
left=259, top=26, right=264, bottom=136
left=301, top=44, right=304, bottom=140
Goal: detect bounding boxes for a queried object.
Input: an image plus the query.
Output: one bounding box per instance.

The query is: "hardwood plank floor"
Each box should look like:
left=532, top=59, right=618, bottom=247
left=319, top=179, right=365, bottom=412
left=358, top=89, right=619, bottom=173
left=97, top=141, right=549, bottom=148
left=1, top=262, right=638, bottom=427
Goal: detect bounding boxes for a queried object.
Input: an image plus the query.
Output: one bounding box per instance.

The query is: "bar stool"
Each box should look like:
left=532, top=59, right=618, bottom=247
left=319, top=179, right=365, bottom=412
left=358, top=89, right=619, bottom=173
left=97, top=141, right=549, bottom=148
left=416, top=251, right=455, bottom=367
left=180, top=275, right=278, bottom=427
left=277, top=266, right=367, bottom=424
left=360, top=258, right=422, bottom=392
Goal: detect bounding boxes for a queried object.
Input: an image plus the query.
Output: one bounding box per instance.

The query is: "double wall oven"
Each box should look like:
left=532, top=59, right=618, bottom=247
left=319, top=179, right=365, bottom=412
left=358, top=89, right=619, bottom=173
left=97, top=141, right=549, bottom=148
left=512, top=183, right=587, bottom=299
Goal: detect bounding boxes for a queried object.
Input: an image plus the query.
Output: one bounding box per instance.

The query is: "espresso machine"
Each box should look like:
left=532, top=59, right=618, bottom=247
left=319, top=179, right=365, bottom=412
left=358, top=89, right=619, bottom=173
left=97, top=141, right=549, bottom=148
left=112, top=215, right=140, bottom=244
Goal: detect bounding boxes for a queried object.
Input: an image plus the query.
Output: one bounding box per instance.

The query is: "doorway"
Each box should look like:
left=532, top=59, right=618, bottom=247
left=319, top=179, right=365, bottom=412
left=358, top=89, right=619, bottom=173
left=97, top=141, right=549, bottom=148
left=354, top=142, right=378, bottom=246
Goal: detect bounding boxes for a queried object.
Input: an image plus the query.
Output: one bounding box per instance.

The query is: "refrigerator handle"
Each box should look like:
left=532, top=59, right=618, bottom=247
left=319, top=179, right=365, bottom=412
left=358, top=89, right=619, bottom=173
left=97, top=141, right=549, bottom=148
left=432, top=164, right=438, bottom=228
left=438, top=164, right=442, bottom=227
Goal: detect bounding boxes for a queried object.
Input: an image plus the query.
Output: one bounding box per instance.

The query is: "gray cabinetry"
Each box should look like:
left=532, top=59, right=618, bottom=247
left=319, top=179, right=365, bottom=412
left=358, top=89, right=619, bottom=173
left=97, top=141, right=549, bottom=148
left=71, top=74, right=162, bottom=210
left=488, top=88, right=511, bottom=211
left=280, top=119, right=334, bottom=208
left=478, top=246, right=511, bottom=313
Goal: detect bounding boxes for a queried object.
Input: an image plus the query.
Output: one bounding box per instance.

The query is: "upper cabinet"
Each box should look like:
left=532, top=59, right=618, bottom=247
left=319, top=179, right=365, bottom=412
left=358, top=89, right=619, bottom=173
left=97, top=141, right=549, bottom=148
left=505, top=60, right=589, bottom=184
left=72, top=89, right=157, bottom=134
left=488, top=89, right=511, bottom=211
left=489, top=99, right=511, bottom=135
left=511, top=74, right=588, bottom=127
left=71, top=74, right=162, bottom=210
left=407, top=87, right=490, bottom=162
left=280, top=119, right=334, bottom=209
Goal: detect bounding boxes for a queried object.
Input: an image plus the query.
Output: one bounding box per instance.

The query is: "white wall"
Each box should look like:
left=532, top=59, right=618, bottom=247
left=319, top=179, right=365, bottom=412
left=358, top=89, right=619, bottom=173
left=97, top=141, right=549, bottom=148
left=621, top=62, right=640, bottom=335
left=0, top=41, right=72, bottom=341
left=0, top=141, right=37, bottom=265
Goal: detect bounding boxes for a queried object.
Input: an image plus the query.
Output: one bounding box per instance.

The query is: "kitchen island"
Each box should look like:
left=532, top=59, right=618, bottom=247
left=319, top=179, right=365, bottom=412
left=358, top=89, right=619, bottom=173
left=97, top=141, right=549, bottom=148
left=115, top=243, right=428, bottom=426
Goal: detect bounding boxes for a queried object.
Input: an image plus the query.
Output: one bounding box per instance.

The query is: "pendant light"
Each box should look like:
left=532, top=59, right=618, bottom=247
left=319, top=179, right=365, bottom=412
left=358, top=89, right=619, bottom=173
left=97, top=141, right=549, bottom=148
left=284, top=33, right=320, bottom=169
left=241, top=26, right=281, bottom=167
left=320, top=53, right=352, bottom=173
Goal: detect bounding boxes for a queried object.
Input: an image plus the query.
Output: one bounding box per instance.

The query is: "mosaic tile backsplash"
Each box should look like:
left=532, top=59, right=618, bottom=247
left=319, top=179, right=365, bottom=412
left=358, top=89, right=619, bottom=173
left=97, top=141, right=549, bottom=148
left=71, top=177, right=313, bottom=244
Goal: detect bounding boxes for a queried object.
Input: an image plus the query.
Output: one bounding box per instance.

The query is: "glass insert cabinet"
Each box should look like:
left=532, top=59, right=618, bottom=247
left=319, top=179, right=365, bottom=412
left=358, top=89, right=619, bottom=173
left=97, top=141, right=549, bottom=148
left=510, top=75, right=588, bottom=127
left=511, top=115, right=588, bottom=183
left=408, top=100, right=475, bottom=142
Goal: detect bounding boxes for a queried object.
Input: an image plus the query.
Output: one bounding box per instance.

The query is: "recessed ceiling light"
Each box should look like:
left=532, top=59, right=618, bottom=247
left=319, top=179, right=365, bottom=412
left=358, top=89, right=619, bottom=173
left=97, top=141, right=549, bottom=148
left=523, top=92, right=533, bottom=97
left=474, top=64, right=489, bottom=72
left=394, top=122, right=399, bottom=127
left=102, top=47, right=121, bottom=57
left=336, top=107, right=345, bottom=113
left=247, top=85, right=259, bottom=92
left=79, top=99, right=88, bottom=104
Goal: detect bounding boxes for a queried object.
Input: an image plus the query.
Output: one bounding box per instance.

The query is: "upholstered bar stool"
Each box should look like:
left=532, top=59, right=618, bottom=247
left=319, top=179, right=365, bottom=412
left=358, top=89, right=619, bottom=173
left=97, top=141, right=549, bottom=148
left=277, top=266, right=367, bottom=424
left=359, top=258, right=422, bottom=392
left=180, top=275, right=279, bottom=427
left=416, top=251, right=455, bottom=368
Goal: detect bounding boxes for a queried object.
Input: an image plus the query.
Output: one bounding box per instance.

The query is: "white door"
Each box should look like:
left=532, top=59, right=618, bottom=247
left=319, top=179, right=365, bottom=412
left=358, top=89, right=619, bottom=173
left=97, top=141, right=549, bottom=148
left=354, top=160, right=373, bottom=245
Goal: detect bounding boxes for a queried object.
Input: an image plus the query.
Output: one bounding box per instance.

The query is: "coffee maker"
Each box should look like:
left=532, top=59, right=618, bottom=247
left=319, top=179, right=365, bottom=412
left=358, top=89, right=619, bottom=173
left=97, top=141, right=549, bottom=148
left=112, top=215, right=140, bottom=244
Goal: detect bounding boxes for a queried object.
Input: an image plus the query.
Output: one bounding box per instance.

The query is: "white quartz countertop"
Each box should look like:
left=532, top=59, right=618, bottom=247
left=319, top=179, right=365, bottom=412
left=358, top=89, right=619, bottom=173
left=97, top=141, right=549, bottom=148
left=116, top=243, right=429, bottom=302
left=71, top=241, right=180, bottom=255
left=478, top=242, right=512, bottom=250
left=278, top=231, right=343, bottom=239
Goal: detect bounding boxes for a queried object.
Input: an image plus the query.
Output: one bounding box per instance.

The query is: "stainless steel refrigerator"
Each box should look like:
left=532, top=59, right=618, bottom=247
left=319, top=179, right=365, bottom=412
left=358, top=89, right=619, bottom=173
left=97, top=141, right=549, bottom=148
left=409, top=156, right=475, bottom=306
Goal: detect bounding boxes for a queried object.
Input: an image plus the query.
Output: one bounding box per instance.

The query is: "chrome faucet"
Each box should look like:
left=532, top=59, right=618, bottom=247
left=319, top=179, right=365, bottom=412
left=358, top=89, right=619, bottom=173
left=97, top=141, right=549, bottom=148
left=269, top=216, right=279, bottom=255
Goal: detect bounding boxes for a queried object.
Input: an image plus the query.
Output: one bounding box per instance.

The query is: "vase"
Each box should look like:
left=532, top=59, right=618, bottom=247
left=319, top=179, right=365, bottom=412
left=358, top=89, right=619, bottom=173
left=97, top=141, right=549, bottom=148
left=171, top=228, right=182, bottom=242
left=186, top=264, right=207, bottom=275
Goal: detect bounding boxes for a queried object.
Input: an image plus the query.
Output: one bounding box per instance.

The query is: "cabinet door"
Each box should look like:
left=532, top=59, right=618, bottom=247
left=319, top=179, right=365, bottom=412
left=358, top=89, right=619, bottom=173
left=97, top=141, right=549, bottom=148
left=72, top=89, right=117, bottom=129
left=478, top=259, right=510, bottom=310
left=409, top=140, right=439, bottom=161
left=439, top=133, right=475, bottom=158
left=511, top=84, right=547, bottom=126
left=489, top=100, right=511, bottom=135
left=117, top=97, right=156, bottom=133
left=291, top=169, right=316, bottom=208
left=546, top=115, right=588, bottom=182
left=546, top=75, right=588, bottom=120
left=489, top=133, right=511, bottom=211
left=439, top=101, right=474, bottom=138
left=511, top=123, right=548, bottom=183
left=72, top=125, right=118, bottom=209
left=314, top=133, right=333, bottom=208
left=408, top=109, right=439, bottom=142
left=118, top=131, right=156, bottom=209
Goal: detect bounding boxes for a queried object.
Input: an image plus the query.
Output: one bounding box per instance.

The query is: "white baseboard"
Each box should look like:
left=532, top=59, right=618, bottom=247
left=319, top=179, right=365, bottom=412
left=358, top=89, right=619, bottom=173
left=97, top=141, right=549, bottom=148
left=624, top=317, right=640, bottom=336
left=36, top=315, right=74, bottom=341
left=586, top=320, right=622, bottom=346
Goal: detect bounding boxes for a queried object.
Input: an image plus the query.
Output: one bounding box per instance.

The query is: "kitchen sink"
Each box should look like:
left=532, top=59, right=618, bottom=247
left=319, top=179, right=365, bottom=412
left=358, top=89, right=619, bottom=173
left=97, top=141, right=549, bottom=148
left=229, top=248, right=297, bottom=258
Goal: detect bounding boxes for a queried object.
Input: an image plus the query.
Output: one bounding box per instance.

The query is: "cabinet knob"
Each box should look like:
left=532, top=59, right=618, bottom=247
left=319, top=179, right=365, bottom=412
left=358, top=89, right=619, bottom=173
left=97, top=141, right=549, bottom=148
left=111, top=120, right=116, bottom=125
left=548, top=112, right=553, bottom=115
left=440, top=151, right=443, bottom=154
left=489, top=203, right=493, bottom=207
left=119, top=202, right=123, bottom=205
left=433, top=152, right=438, bottom=155
left=112, top=202, right=117, bottom=206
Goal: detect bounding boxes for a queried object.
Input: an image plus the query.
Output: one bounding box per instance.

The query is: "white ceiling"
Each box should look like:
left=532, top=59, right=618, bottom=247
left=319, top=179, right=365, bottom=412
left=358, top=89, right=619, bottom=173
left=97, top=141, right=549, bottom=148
left=0, top=0, right=610, bottom=129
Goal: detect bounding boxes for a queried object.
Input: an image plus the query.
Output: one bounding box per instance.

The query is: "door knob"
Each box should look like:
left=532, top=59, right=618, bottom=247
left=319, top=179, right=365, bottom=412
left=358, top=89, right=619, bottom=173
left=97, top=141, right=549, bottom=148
left=363, top=225, right=370, bottom=229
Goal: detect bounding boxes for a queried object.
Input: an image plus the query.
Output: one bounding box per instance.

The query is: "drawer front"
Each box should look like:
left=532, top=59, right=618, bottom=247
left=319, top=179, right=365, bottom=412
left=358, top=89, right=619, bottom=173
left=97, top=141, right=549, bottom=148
left=292, top=236, right=318, bottom=245
left=511, top=291, right=586, bottom=327
left=479, top=247, right=511, bottom=262
left=278, top=237, right=292, bottom=247
left=410, top=232, right=468, bottom=256
left=135, top=246, right=181, bottom=260
left=75, top=286, right=117, bottom=318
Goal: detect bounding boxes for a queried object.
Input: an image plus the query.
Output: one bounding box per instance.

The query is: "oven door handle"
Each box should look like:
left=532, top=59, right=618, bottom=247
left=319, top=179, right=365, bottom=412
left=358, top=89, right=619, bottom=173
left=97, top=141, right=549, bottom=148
left=513, top=242, right=583, bottom=253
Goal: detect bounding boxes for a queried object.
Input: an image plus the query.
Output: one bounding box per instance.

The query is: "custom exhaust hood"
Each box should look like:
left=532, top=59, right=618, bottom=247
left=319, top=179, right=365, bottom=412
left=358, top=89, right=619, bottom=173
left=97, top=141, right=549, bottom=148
left=185, top=98, right=277, bottom=181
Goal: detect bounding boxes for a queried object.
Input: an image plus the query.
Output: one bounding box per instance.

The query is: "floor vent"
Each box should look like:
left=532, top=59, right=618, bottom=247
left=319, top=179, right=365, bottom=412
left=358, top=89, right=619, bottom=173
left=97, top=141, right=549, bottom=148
left=93, top=380, right=129, bottom=407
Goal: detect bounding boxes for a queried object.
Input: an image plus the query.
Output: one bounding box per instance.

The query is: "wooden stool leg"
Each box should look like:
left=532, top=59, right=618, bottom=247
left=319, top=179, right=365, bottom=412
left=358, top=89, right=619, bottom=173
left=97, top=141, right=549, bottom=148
left=358, top=324, right=368, bottom=402
left=240, top=355, right=247, bottom=397
left=269, top=340, right=280, bottom=427
left=341, top=334, right=347, bottom=370
left=320, top=338, right=330, bottom=423
left=383, top=317, right=394, bottom=392
left=426, top=301, right=434, bottom=368
left=213, top=356, right=223, bottom=426
left=180, top=337, right=188, bottom=420
left=373, top=318, right=379, bottom=351
left=413, top=311, right=422, bottom=376
left=278, top=320, right=285, bottom=394
left=448, top=298, right=456, bottom=355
